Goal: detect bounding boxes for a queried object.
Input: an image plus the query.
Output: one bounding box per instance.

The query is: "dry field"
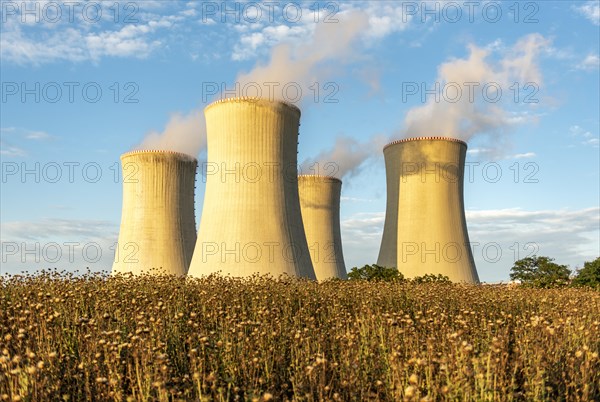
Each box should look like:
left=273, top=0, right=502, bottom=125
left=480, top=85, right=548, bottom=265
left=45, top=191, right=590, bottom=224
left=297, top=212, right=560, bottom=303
left=1, top=272, right=598, bottom=401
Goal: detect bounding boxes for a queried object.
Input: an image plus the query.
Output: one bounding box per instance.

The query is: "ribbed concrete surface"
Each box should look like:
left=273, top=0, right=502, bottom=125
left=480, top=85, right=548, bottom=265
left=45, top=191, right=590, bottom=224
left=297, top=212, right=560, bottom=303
left=298, top=175, right=347, bottom=281
left=394, top=138, right=479, bottom=283
left=112, top=151, right=197, bottom=276
left=377, top=143, right=403, bottom=268
left=188, top=98, right=316, bottom=279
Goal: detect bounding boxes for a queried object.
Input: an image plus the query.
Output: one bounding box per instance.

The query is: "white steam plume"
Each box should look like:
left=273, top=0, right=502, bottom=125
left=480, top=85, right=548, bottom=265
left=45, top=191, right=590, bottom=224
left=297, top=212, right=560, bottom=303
left=301, top=135, right=389, bottom=179
left=235, top=9, right=369, bottom=101
left=134, top=9, right=369, bottom=157
left=402, top=34, right=549, bottom=142
left=134, top=110, right=206, bottom=158
left=304, top=34, right=549, bottom=179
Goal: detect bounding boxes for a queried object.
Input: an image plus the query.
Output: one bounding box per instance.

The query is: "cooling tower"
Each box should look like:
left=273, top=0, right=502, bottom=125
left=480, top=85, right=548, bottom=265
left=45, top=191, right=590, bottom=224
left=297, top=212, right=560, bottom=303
left=376, top=142, right=403, bottom=268
left=188, top=97, right=316, bottom=279
left=298, top=175, right=347, bottom=281
left=382, top=137, right=479, bottom=283
left=112, top=150, right=198, bottom=276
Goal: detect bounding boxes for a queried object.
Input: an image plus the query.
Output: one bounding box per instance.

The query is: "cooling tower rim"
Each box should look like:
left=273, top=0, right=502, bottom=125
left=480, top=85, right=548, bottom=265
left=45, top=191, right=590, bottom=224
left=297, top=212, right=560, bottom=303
left=298, top=174, right=342, bottom=183
left=121, top=149, right=198, bottom=162
left=205, top=96, right=301, bottom=116
left=383, top=136, right=467, bottom=150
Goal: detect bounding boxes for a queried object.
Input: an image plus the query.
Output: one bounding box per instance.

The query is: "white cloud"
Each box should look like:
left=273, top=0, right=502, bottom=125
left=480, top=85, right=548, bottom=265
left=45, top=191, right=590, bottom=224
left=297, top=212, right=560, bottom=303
left=570, top=125, right=592, bottom=137
left=229, top=2, right=413, bottom=61
left=23, top=130, right=51, bottom=140
left=0, top=127, right=53, bottom=157
left=467, top=148, right=494, bottom=156
left=511, top=152, right=536, bottom=159
left=364, top=3, right=412, bottom=39
left=341, top=197, right=375, bottom=203
left=85, top=24, right=163, bottom=60
left=467, top=149, right=537, bottom=160
left=0, top=142, right=26, bottom=157
left=1, top=219, right=118, bottom=276
left=341, top=212, right=385, bottom=269
left=339, top=207, right=600, bottom=281
left=232, top=24, right=313, bottom=61
left=2, top=218, right=117, bottom=241
left=0, top=5, right=194, bottom=65
left=570, top=124, right=599, bottom=148
left=576, top=53, right=600, bottom=71
left=574, top=1, right=600, bottom=25
left=467, top=207, right=600, bottom=280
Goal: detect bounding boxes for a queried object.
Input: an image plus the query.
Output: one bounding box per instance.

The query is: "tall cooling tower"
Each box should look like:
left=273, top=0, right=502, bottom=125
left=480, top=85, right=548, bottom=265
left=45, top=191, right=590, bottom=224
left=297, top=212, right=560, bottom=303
left=298, top=175, right=347, bottom=281
left=381, top=137, right=479, bottom=283
left=188, top=97, right=316, bottom=279
left=112, top=150, right=198, bottom=276
left=376, top=142, right=403, bottom=268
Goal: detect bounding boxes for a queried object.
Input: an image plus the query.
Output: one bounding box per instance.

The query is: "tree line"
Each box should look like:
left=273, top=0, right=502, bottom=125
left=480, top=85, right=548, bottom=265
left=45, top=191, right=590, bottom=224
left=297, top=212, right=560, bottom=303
left=348, top=256, right=600, bottom=289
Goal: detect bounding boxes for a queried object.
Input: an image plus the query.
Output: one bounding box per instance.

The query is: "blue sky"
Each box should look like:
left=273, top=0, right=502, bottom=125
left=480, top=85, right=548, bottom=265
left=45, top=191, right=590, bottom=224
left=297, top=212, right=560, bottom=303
left=1, top=0, right=599, bottom=281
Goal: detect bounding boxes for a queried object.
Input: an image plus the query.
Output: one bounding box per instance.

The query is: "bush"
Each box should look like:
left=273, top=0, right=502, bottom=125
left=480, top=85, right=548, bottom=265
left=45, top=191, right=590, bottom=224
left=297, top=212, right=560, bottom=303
left=347, top=264, right=403, bottom=281
left=411, top=273, right=451, bottom=284
left=572, top=257, right=600, bottom=290
left=510, top=256, right=571, bottom=288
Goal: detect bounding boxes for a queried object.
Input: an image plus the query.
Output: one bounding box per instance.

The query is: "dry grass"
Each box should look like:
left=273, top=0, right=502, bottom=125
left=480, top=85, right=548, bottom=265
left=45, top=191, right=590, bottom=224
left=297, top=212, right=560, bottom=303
left=1, top=271, right=598, bottom=401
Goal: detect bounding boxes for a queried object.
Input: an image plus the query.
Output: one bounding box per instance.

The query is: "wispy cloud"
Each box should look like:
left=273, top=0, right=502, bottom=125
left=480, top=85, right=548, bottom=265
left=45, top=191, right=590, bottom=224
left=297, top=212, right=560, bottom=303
left=340, top=207, right=600, bottom=280
left=341, top=197, right=376, bottom=203
left=467, top=148, right=494, bottom=156
left=574, top=1, right=600, bottom=25
left=576, top=53, right=600, bottom=71
left=233, top=24, right=313, bottom=61
left=230, top=2, right=413, bottom=61
left=570, top=124, right=599, bottom=148
left=2, top=218, right=117, bottom=241
left=23, top=130, right=51, bottom=140
left=466, top=207, right=600, bottom=278
left=340, top=212, right=385, bottom=269
left=0, top=127, right=54, bottom=157
left=0, top=142, right=26, bottom=157
left=467, top=149, right=536, bottom=160
left=1, top=127, right=52, bottom=140
left=1, top=219, right=118, bottom=275
left=511, top=152, right=536, bottom=159
left=0, top=4, right=196, bottom=65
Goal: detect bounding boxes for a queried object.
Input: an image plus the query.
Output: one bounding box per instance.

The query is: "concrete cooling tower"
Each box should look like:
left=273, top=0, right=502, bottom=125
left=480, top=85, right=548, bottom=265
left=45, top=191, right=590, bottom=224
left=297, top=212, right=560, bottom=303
left=376, top=142, right=403, bottom=268
left=298, top=175, right=347, bottom=281
left=378, top=137, right=479, bottom=283
left=188, top=97, right=316, bottom=279
left=112, top=150, right=198, bottom=276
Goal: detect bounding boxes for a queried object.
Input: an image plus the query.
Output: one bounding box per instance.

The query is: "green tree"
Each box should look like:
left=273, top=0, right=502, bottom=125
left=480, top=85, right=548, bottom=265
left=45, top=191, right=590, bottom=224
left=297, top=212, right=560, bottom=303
left=571, top=257, right=600, bottom=290
left=347, top=264, right=403, bottom=281
left=509, top=256, right=571, bottom=288
left=411, top=273, right=451, bottom=284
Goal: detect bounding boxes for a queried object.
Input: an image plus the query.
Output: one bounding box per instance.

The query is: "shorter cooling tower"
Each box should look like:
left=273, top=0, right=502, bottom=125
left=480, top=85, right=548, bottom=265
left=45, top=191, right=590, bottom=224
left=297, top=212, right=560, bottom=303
left=298, top=175, right=347, bottom=280
left=383, top=137, right=479, bottom=283
left=112, top=150, right=197, bottom=276
left=188, top=97, right=315, bottom=279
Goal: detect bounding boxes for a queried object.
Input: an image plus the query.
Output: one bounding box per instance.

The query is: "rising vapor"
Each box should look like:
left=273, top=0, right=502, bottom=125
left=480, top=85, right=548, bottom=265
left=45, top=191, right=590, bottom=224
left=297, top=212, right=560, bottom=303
left=304, top=34, right=550, bottom=178
left=402, top=34, right=549, bottom=142
left=134, top=110, right=206, bottom=158
left=236, top=9, right=369, bottom=100
left=300, top=135, right=389, bottom=179
left=135, top=9, right=369, bottom=157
